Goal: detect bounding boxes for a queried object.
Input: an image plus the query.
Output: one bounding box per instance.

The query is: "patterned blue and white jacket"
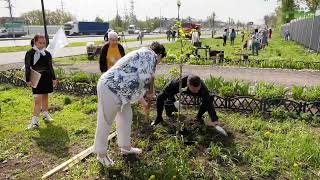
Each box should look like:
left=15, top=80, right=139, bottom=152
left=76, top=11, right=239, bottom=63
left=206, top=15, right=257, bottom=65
left=100, top=47, right=157, bottom=108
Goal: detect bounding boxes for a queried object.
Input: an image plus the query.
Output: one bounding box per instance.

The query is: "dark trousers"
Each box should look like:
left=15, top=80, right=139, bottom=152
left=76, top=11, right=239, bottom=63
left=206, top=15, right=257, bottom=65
left=156, top=92, right=178, bottom=118
left=156, top=92, right=219, bottom=122
left=223, top=37, right=227, bottom=46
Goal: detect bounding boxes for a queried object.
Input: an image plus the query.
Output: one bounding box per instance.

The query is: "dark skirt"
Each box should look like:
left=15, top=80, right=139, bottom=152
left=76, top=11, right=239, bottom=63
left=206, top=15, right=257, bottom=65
left=32, top=70, right=53, bottom=94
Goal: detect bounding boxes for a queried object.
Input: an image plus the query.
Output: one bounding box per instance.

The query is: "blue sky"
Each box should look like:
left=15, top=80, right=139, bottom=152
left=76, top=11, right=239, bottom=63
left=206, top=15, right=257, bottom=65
left=0, top=0, right=279, bottom=24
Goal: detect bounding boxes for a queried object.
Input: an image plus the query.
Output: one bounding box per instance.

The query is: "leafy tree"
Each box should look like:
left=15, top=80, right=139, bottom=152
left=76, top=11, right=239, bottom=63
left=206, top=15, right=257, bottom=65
left=21, top=9, right=74, bottom=25
left=95, top=16, right=104, bottom=23
left=301, top=0, right=320, bottom=12
left=206, top=12, right=215, bottom=28
left=110, top=14, right=124, bottom=32
left=264, top=13, right=277, bottom=27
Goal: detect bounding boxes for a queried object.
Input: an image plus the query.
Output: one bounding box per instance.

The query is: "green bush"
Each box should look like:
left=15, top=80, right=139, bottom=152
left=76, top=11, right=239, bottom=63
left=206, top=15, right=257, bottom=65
left=0, top=85, right=12, bottom=91
left=233, top=80, right=250, bottom=96
left=55, top=68, right=67, bottom=79
left=166, top=54, right=177, bottom=63
left=301, top=86, right=320, bottom=101
left=292, top=85, right=304, bottom=100
left=219, top=85, right=235, bottom=97
left=69, top=72, right=99, bottom=84
left=271, top=107, right=288, bottom=120
left=205, top=76, right=224, bottom=93
left=63, top=96, right=72, bottom=105
left=255, top=82, right=288, bottom=99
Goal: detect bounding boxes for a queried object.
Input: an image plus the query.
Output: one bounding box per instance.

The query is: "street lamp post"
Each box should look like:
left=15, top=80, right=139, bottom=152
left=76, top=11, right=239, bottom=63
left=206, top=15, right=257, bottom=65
left=211, top=12, right=215, bottom=38
left=176, top=0, right=182, bottom=133
left=177, top=0, right=181, bottom=21
left=40, top=0, right=49, bottom=45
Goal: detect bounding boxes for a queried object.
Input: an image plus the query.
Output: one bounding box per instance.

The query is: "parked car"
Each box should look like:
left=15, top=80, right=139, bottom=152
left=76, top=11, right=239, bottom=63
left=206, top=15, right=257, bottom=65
left=0, top=28, right=8, bottom=38
left=142, top=28, right=151, bottom=34
left=134, top=29, right=140, bottom=34
left=152, top=27, right=166, bottom=33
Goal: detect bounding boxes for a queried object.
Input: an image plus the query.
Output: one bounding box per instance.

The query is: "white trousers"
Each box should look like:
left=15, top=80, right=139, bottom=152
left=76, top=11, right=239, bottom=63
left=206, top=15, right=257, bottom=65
left=93, top=81, right=132, bottom=155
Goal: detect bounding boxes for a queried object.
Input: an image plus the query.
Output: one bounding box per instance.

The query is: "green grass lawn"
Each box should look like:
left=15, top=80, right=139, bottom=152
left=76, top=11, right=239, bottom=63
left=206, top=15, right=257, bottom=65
left=1, top=84, right=320, bottom=179
left=0, top=36, right=165, bottom=53
left=10, top=31, right=320, bottom=70
left=163, top=31, right=320, bottom=70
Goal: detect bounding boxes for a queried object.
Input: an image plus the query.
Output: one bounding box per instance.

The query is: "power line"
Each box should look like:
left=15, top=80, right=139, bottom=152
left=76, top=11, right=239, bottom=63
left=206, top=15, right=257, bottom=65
left=130, top=0, right=134, bottom=17
left=60, top=0, right=65, bottom=12
left=116, top=0, right=119, bottom=16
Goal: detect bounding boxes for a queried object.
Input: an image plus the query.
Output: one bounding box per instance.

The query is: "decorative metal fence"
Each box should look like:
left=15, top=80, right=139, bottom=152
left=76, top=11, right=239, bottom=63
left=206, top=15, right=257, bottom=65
left=1, top=72, right=319, bottom=117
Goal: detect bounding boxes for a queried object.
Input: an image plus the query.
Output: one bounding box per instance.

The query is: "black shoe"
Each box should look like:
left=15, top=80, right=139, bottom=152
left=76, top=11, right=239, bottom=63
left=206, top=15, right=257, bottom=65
left=196, top=117, right=205, bottom=124
left=151, top=116, right=164, bottom=126
left=166, top=113, right=175, bottom=118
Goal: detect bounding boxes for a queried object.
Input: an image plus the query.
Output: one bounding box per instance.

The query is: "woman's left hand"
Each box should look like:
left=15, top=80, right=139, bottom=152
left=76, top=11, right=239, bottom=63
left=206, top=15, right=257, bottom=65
left=53, top=80, right=58, bottom=87
left=146, top=90, right=156, bottom=99
left=143, top=103, right=151, bottom=114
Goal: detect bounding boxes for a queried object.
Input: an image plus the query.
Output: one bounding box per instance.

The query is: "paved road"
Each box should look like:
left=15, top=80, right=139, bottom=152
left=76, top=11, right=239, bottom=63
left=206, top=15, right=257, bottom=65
left=0, top=39, right=168, bottom=65
left=2, top=55, right=320, bottom=87
left=0, top=34, right=165, bottom=47
left=51, top=63, right=320, bottom=87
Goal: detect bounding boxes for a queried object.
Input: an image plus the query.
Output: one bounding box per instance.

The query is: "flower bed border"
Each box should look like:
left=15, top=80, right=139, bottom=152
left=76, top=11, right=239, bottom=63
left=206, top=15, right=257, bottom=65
left=1, top=72, right=319, bottom=117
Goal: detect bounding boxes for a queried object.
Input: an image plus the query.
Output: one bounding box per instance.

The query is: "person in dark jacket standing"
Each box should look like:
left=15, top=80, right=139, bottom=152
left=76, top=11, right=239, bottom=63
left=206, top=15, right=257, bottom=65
left=172, top=30, right=177, bottom=41
left=223, top=29, right=228, bottom=46
left=230, top=29, right=236, bottom=46
left=99, top=32, right=125, bottom=73
left=151, top=75, right=220, bottom=127
left=25, top=34, right=57, bottom=130
left=269, top=28, right=272, bottom=39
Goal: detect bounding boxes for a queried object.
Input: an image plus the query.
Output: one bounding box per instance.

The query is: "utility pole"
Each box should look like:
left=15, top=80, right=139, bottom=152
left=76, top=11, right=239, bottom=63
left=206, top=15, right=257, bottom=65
left=60, top=0, right=65, bottom=12
left=130, top=0, right=135, bottom=24
left=116, top=0, right=119, bottom=16
left=211, top=12, right=215, bottom=38
left=3, top=0, right=15, bottom=38
left=160, top=7, right=162, bottom=33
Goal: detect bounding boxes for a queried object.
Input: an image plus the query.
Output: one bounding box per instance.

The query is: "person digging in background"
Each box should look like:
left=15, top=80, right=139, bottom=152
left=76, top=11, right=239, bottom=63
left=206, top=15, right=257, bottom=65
left=99, top=32, right=125, bottom=73
left=25, top=34, right=57, bottom=130
left=241, top=31, right=245, bottom=42
left=230, top=29, right=236, bottom=46
left=151, top=75, right=221, bottom=128
left=138, top=31, right=144, bottom=45
left=166, top=29, right=172, bottom=41
left=93, top=42, right=166, bottom=167
left=223, top=29, right=228, bottom=46
left=172, top=30, right=177, bottom=41
left=251, top=29, right=260, bottom=56
left=191, top=28, right=201, bottom=47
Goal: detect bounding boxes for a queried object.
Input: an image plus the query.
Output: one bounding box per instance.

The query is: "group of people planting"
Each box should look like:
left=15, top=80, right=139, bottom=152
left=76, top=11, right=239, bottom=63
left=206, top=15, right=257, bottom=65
left=24, top=31, right=225, bottom=167
left=223, top=28, right=272, bottom=56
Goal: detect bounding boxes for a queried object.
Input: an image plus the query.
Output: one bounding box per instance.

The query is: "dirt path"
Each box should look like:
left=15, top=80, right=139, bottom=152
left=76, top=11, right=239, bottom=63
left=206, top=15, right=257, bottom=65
left=1, top=62, right=320, bottom=87
left=55, top=63, right=320, bottom=87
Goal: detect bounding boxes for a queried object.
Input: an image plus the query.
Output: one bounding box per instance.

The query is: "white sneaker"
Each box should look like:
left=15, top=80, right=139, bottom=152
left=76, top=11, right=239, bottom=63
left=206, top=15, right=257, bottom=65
left=43, top=114, right=54, bottom=123
left=120, top=147, right=142, bottom=155
left=27, top=122, right=39, bottom=130
left=97, top=155, right=114, bottom=167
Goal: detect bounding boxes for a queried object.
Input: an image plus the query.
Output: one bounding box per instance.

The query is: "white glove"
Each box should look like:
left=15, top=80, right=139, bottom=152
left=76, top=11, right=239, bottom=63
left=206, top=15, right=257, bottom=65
left=174, top=101, right=182, bottom=109
left=215, top=125, right=228, bottom=137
